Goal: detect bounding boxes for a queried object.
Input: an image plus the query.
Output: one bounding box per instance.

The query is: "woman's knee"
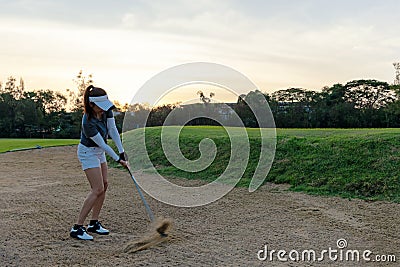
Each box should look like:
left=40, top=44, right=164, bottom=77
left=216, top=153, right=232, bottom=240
left=92, top=186, right=105, bottom=197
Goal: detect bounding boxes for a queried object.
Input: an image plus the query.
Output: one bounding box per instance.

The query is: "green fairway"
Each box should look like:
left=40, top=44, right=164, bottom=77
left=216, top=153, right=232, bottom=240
left=277, top=128, right=400, bottom=137
left=0, top=139, right=79, bottom=153
left=119, top=126, right=400, bottom=202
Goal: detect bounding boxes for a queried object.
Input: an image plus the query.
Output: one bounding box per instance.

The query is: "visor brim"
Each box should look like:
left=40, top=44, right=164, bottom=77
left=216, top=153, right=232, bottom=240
left=92, top=99, right=114, bottom=111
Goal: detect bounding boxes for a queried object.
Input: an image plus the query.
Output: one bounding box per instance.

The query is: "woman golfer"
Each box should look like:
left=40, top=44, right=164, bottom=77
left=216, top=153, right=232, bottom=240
left=70, top=85, right=128, bottom=240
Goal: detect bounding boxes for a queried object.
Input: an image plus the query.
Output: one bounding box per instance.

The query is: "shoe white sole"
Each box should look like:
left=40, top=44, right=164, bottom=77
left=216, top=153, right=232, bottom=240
left=70, top=227, right=94, bottom=240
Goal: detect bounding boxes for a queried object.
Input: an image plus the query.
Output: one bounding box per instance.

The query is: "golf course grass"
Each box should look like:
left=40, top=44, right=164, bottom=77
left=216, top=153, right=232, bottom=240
left=4, top=128, right=399, bottom=202
left=119, top=126, right=400, bottom=202
left=0, top=139, right=79, bottom=153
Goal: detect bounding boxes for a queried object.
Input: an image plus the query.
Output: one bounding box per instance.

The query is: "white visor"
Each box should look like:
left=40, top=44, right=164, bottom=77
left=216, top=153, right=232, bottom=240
left=89, top=95, right=115, bottom=111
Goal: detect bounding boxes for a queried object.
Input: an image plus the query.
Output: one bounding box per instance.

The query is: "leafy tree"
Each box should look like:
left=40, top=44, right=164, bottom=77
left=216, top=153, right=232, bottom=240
left=122, top=103, right=151, bottom=131
left=0, top=76, right=25, bottom=135
left=271, top=88, right=317, bottom=127
left=69, top=70, right=93, bottom=112
left=344, top=80, right=396, bottom=109
left=197, top=90, right=215, bottom=104
left=235, top=90, right=269, bottom=127
left=146, top=104, right=175, bottom=127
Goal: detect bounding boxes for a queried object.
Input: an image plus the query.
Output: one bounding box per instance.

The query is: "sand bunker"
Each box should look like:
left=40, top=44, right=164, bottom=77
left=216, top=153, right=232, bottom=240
left=1, top=146, right=399, bottom=266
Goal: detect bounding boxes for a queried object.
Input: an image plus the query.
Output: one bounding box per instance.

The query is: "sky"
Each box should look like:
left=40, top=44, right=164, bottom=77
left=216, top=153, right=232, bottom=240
left=1, top=0, right=399, bottom=105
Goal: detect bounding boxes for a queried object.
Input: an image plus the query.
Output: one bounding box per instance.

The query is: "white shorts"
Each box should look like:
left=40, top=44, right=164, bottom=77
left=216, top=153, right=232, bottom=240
left=77, top=143, right=107, bottom=170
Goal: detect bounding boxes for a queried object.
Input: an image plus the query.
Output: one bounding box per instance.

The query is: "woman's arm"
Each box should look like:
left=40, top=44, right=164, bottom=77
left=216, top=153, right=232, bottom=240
left=90, top=133, right=120, bottom=162
left=107, top=117, right=124, bottom=154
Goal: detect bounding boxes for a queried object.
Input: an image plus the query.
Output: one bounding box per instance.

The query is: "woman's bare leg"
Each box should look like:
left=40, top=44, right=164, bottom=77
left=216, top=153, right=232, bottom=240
left=76, top=167, right=104, bottom=225
left=91, top=162, right=108, bottom=221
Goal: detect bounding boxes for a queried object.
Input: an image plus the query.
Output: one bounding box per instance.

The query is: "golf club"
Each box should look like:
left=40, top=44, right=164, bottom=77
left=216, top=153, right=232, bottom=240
left=126, top=166, right=170, bottom=237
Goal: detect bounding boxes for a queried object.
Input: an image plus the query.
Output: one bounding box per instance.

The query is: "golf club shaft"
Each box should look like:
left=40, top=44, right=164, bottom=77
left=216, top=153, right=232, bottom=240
left=127, top=167, right=155, bottom=222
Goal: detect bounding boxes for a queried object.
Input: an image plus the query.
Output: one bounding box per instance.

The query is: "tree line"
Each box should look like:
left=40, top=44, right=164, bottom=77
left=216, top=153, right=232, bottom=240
left=0, top=72, right=92, bottom=138
left=1, top=74, right=400, bottom=139
left=267, top=80, right=400, bottom=128
left=125, top=79, right=400, bottom=129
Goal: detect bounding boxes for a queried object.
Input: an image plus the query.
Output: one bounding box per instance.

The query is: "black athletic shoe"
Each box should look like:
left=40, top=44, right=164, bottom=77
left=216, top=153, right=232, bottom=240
left=70, top=226, right=93, bottom=240
left=87, top=221, right=110, bottom=235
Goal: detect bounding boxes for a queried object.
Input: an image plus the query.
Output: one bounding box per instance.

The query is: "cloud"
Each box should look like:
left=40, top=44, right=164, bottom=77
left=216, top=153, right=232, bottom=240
left=0, top=0, right=399, bottom=101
